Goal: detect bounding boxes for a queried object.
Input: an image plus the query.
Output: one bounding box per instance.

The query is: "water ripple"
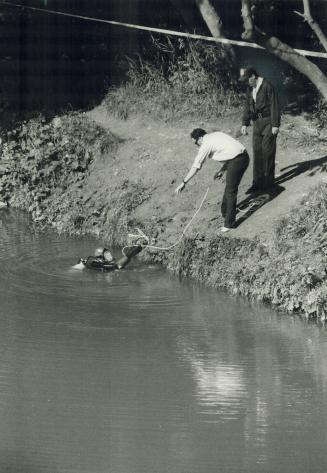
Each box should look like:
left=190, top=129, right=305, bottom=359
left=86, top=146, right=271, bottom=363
left=0, top=220, right=186, bottom=312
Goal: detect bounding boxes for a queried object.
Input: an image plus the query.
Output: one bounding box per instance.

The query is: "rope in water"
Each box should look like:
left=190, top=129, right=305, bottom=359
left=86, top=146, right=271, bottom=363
left=122, top=186, right=210, bottom=255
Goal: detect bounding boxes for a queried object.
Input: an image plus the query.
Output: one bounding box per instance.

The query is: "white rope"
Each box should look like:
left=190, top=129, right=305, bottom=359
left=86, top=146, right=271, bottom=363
left=122, top=186, right=210, bottom=254
left=1, top=1, right=327, bottom=59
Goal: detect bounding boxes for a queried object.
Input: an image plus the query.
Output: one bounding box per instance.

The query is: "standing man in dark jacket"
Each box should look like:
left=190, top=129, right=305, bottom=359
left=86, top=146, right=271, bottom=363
left=241, top=68, right=280, bottom=193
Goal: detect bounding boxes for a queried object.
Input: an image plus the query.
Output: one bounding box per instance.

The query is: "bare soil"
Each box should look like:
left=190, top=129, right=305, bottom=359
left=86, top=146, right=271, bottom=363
left=87, top=105, right=327, bottom=245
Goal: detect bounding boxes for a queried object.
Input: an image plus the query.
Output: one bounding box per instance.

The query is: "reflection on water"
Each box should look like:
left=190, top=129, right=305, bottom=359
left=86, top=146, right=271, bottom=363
left=1, top=210, right=327, bottom=473
left=181, top=344, right=246, bottom=420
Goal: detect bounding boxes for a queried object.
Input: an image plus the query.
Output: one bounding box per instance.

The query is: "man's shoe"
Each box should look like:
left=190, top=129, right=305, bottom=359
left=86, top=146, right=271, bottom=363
left=221, top=226, right=232, bottom=233
left=245, top=184, right=259, bottom=195
left=265, top=181, right=276, bottom=191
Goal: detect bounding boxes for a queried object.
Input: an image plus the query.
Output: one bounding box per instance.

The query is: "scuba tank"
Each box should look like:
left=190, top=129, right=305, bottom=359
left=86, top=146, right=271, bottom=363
left=84, top=256, right=117, bottom=271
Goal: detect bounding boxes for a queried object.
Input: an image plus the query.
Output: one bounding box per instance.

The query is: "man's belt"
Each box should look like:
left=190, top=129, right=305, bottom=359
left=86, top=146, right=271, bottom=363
left=252, top=111, right=270, bottom=120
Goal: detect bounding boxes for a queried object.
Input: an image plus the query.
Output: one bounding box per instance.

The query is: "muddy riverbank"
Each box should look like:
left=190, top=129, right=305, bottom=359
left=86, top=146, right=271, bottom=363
left=0, top=105, right=326, bottom=320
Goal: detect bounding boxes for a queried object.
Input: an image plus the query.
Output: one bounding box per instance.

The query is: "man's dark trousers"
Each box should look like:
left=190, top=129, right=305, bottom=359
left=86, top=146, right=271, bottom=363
left=252, top=116, right=277, bottom=189
left=221, top=151, right=249, bottom=228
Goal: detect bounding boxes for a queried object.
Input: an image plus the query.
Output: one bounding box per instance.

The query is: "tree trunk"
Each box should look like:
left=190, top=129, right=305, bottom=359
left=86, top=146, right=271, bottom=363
left=254, top=29, right=327, bottom=101
left=241, top=0, right=254, bottom=40
left=294, top=0, right=327, bottom=52
left=239, top=2, right=327, bottom=101
left=194, top=0, right=236, bottom=64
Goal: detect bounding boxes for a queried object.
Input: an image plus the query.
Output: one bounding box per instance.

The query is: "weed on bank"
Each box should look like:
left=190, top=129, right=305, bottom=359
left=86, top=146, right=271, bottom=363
left=105, top=37, right=241, bottom=121
left=172, top=183, right=327, bottom=321
left=0, top=113, right=116, bottom=224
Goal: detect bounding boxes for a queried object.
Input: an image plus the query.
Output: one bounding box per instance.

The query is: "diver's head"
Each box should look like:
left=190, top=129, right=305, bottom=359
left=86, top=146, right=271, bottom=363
left=103, top=249, right=114, bottom=262
left=94, top=247, right=105, bottom=257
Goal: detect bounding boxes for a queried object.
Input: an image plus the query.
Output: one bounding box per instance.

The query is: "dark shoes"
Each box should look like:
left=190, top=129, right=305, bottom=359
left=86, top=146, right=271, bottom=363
left=246, top=179, right=275, bottom=195
left=245, top=184, right=260, bottom=195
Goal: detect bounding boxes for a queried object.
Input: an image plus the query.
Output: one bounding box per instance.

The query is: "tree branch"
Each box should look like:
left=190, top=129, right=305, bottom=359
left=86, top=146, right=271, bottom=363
left=303, top=0, right=311, bottom=17
left=194, top=0, right=235, bottom=63
left=252, top=26, right=327, bottom=101
left=294, top=10, right=305, bottom=20
left=294, top=0, right=327, bottom=52
left=241, top=0, right=254, bottom=40
left=239, top=0, right=327, bottom=102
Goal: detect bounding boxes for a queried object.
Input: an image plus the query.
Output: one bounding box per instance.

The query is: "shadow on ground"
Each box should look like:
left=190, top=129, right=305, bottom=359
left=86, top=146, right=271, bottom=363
left=276, top=154, right=327, bottom=185
left=235, top=185, right=285, bottom=227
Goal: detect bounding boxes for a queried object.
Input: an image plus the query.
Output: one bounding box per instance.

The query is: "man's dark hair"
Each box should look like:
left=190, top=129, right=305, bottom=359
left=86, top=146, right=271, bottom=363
left=190, top=128, right=207, bottom=143
left=240, top=67, right=258, bottom=81
left=246, top=68, right=258, bottom=78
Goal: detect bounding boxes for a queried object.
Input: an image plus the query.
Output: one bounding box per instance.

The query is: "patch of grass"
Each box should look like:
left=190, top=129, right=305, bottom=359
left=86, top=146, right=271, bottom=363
left=170, top=182, right=327, bottom=321
left=0, top=112, right=118, bottom=219
left=105, top=36, right=241, bottom=122
left=101, top=180, right=152, bottom=245
left=312, top=98, right=327, bottom=128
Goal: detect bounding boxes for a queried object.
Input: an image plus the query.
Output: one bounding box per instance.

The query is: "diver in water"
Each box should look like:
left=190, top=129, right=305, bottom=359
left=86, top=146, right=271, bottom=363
left=76, top=245, right=143, bottom=271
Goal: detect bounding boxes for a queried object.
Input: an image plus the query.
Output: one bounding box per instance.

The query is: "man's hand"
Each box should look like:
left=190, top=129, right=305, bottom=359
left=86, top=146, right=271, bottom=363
left=272, top=127, right=279, bottom=135
left=214, top=170, right=225, bottom=181
left=174, top=182, right=185, bottom=194
left=241, top=126, right=248, bottom=136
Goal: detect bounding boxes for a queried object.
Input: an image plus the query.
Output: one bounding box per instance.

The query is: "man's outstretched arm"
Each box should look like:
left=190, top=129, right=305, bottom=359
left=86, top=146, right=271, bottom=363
left=175, top=145, right=208, bottom=194
left=175, top=166, right=199, bottom=193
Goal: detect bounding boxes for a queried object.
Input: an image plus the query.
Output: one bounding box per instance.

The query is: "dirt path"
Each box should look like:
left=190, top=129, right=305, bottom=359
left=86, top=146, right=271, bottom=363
left=87, top=105, right=327, bottom=242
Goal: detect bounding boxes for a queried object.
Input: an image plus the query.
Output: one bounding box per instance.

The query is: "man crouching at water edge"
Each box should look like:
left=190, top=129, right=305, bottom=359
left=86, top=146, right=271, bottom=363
left=74, top=245, right=143, bottom=271
left=175, top=128, right=249, bottom=233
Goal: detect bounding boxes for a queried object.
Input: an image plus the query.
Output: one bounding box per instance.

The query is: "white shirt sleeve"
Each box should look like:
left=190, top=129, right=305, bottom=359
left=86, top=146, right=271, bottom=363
left=192, top=143, right=210, bottom=169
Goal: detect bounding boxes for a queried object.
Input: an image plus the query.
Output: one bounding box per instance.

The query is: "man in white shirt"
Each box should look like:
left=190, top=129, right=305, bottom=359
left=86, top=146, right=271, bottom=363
left=175, top=128, right=249, bottom=232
